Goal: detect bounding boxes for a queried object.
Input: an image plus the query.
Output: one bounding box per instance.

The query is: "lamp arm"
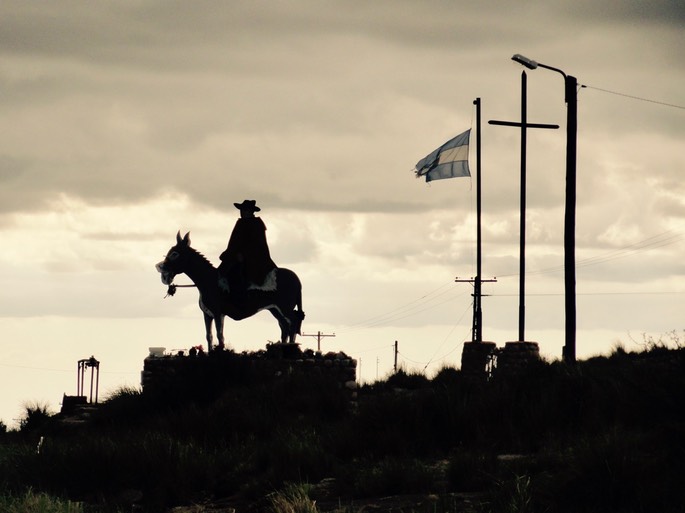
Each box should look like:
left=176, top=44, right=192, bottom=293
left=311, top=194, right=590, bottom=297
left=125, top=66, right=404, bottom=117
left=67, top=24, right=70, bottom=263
left=537, top=62, right=567, bottom=79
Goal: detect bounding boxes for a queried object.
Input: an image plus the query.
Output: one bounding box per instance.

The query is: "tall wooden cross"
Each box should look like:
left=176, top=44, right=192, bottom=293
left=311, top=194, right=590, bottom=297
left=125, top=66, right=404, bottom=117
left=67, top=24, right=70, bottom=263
left=489, top=70, right=558, bottom=342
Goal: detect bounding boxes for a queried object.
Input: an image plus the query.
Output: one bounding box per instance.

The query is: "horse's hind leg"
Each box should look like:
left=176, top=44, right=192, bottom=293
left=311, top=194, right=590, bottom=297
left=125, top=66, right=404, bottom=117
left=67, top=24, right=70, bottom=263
left=215, top=313, right=225, bottom=349
left=269, top=307, right=290, bottom=344
left=203, top=312, right=214, bottom=350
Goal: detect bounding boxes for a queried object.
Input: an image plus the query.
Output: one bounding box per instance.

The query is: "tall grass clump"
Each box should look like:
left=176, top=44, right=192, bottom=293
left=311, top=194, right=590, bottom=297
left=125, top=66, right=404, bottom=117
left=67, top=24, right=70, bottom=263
left=268, top=483, right=318, bottom=513
left=19, top=402, right=53, bottom=434
left=0, top=488, right=84, bottom=513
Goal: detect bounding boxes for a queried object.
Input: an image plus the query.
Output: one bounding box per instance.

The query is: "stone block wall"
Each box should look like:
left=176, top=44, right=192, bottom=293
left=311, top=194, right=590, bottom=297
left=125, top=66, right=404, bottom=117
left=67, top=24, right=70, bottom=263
left=495, top=341, right=541, bottom=376
left=460, top=340, right=541, bottom=380
left=461, top=341, right=497, bottom=382
left=141, top=343, right=358, bottom=400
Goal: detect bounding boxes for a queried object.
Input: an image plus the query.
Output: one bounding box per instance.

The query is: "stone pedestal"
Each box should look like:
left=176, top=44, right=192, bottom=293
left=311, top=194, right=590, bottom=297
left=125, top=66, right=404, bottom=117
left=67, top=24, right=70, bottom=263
left=461, top=341, right=497, bottom=381
left=265, top=342, right=302, bottom=359
left=60, top=394, right=88, bottom=414
left=141, top=346, right=358, bottom=401
left=496, top=341, right=540, bottom=376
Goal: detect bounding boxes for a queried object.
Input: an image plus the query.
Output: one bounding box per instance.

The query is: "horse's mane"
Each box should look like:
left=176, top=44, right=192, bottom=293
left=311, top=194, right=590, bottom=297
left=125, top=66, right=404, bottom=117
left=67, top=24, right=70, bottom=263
left=184, top=244, right=216, bottom=270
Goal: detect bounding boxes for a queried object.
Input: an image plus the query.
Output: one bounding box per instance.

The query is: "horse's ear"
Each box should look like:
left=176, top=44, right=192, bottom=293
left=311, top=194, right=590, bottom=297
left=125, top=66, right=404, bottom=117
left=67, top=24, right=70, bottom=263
left=183, top=232, right=191, bottom=245
left=176, top=231, right=182, bottom=244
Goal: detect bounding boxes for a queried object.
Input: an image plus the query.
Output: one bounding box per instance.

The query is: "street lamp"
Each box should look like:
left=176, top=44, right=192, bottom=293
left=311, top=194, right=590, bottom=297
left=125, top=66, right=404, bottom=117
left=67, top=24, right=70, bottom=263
left=512, top=53, right=578, bottom=364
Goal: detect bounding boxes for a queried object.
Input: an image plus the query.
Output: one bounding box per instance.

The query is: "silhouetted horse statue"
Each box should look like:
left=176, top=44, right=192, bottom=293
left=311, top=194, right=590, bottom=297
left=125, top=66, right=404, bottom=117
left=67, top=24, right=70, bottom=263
left=156, top=232, right=304, bottom=350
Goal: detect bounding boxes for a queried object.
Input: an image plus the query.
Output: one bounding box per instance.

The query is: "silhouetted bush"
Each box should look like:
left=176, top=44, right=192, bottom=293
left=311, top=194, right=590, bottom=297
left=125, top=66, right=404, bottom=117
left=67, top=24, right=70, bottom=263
left=384, top=368, right=431, bottom=390
left=0, top=344, right=683, bottom=511
left=18, top=402, right=53, bottom=434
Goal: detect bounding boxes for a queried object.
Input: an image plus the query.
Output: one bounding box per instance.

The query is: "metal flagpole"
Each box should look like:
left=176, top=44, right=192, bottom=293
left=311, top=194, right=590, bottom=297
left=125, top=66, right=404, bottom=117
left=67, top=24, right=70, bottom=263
left=456, top=98, right=496, bottom=342
left=474, top=97, right=482, bottom=342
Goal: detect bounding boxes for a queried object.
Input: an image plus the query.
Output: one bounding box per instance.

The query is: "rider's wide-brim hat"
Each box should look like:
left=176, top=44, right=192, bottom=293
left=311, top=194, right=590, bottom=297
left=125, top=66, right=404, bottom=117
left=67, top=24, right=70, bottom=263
left=234, top=199, right=261, bottom=212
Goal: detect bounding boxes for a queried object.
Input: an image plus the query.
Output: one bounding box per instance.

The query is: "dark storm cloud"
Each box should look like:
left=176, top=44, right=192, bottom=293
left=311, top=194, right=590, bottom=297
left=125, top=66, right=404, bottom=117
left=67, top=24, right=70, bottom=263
left=2, top=1, right=490, bottom=67
left=0, top=0, right=682, bottom=219
left=552, top=0, right=685, bottom=27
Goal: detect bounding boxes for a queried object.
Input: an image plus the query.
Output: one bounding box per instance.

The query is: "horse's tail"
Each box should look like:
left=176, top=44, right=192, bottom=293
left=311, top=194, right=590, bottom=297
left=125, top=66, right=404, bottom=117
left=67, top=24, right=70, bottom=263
left=295, top=272, right=304, bottom=333
left=280, top=267, right=304, bottom=334
left=296, top=279, right=303, bottom=313
left=294, top=309, right=305, bottom=335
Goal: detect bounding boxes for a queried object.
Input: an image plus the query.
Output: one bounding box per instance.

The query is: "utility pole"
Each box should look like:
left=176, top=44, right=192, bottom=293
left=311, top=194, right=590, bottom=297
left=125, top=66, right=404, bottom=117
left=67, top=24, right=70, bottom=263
left=393, top=341, right=398, bottom=373
left=562, top=73, right=578, bottom=363
left=511, top=54, right=579, bottom=363
left=301, top=331, right=335, bottom=352
left=455, top=276, right=498, bottom=342
left=456, top=99, right=496, bottom=343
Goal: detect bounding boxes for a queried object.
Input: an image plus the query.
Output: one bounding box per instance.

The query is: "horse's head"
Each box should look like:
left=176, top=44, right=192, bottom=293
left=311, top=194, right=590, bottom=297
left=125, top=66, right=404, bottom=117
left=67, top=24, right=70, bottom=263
left=156, top=231, right=192, bottom=285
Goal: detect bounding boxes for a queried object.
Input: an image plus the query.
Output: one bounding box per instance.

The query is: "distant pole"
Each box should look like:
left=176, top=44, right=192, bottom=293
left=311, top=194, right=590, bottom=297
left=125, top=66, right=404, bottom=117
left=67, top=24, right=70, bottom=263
left=90, top=366, right=95, bottom=402
left=77, top=356, right=100, bottom=403
left=393, top=340, right=398, bottom=372
left=77, top=361, right=82, bottom=396
left=301, top=331, right=335, bottom=352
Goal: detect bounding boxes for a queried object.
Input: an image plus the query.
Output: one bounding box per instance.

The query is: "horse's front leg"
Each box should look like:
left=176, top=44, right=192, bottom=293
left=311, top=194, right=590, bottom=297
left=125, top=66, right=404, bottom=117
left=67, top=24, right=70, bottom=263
left=203, top=312, right=214, bottom=350
left=215, top=313, right=225, bottom=349
left=280, top=321, right=288, bottom=344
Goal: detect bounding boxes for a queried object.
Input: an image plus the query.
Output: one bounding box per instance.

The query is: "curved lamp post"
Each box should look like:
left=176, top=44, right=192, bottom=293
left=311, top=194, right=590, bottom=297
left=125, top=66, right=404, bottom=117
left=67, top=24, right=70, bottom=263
left=512, top=54, right=577, bottom=364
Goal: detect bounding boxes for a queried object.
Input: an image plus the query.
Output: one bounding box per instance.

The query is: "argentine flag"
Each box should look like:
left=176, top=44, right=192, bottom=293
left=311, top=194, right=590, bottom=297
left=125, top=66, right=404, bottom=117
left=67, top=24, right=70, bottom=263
left=415, top=129, right=471, bottom=182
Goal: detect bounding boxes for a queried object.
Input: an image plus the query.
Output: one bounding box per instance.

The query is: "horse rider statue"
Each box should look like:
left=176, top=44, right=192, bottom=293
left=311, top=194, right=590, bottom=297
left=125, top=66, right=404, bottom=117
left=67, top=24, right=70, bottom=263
left=218, top=200, right=276, bottom=303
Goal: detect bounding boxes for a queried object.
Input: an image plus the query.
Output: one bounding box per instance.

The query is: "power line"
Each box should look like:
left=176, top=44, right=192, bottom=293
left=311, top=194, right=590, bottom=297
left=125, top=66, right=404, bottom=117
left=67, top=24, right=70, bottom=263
left=341, top=281, right=453, bottom=330
left=390, top=302, right=472, bottom=371
left=301, top=331, right=335, bottom=351
left=338, top=284, right=468, bottom=333
left=420, top=301, right=472, bottom=370
left=498, top=230, right=684, bottom=279
left=0, top=362, right=138, bottom=376
left=353, top=343, right=396, bottom=356
left=336, top=230, right=682, bottom=335
left=491, top=291, right=683, bottom=297
left=582, top=84, right=685, bottom=110
left=570, top=231, right=684, bottom=272
left=396, top=351, right=429, bottom=366
left=397, top=344, right=463, bottom=369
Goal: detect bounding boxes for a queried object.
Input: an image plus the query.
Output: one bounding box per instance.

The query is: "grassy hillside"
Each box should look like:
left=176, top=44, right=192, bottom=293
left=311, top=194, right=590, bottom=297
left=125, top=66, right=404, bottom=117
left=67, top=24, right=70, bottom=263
left=1, top=342, right=684, bottom=512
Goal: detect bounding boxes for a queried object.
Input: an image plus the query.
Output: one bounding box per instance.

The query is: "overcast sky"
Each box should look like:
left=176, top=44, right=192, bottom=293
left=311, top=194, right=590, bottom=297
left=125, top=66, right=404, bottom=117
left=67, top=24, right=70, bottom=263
left=1, top=0, right=684, bottom=427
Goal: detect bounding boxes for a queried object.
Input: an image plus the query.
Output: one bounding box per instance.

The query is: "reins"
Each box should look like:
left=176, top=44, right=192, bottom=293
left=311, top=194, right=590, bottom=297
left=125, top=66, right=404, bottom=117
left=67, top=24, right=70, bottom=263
left=165, top=283, right=197, bottom=298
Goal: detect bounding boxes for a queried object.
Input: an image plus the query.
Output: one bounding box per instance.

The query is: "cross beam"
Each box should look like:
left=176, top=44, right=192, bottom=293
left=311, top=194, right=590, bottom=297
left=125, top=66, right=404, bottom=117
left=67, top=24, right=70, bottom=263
left=456, top=276, right=498, bottom=342
left=301, top=331, right=335, bottom=352
left=488, top=70, right=558, bottom=342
